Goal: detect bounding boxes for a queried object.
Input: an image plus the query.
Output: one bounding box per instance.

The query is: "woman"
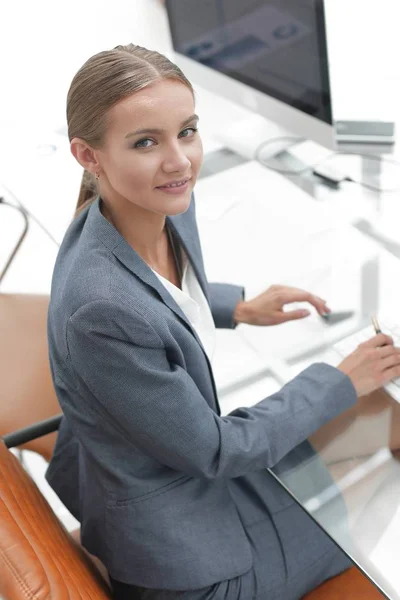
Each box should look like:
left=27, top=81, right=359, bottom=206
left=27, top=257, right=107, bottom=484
left=46, top=43, right=400, bottom=599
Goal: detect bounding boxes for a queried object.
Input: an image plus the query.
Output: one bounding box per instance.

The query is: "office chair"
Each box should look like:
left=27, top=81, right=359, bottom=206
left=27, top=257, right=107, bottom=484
left=0, top=196, right=59, bottom=461
left=0, top=431, right=112, bottom=599
left=303, top=566, right=385, bottom=599
left=0, top=291, right=112, bottom=589
left=0, top=293, right=60, bottom=461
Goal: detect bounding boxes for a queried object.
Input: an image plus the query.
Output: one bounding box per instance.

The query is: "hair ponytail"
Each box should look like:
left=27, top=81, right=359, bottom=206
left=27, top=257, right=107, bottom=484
left=74, top=170, right=98, bottom=217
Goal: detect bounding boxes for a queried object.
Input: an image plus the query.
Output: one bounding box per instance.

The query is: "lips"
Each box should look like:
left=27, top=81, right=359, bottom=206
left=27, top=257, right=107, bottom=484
left=156, top=177, right=191, bottom=189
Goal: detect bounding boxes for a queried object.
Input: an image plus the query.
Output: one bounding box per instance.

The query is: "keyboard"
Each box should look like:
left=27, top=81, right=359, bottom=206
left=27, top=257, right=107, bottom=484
left=333, top=319, right=400, bottom=402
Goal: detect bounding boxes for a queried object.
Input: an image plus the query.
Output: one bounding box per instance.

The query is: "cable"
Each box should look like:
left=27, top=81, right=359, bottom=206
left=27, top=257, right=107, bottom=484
left=20, top=203, right=60, bottom=247
left=0, top=197, right=29, bottom=284
left=254, top=136, right=309, bottom=176
left=254, top=136, right=400, bottom=193
left=0, top=185, right=60, bottom=247
left=341, top=151, right=400, bottom=193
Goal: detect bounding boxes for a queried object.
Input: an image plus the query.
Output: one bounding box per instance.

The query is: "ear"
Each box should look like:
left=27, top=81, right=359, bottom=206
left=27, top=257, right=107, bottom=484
left=70, top=138, right=101, bottom=175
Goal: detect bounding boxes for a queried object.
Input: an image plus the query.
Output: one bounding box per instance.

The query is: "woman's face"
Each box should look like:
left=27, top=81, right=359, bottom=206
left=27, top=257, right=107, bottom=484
left=96, top=79, right=203, bottom=216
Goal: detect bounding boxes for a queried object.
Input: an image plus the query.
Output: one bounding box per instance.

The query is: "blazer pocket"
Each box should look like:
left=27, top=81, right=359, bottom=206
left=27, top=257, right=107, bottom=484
left=105, top=477, right=253, bottom=589
left=109, top=474, right=191, bottom=508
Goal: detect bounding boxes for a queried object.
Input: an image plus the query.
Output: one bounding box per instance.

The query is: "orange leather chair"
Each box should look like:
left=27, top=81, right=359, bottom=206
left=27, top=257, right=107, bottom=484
left=0, top=293, right=59, bottom=461
left=0, top=436, right=112, bottom=599
left=0, top=293, right=112, bottom=594
left=303, top=566, right=384, bottom=599
left=0, top=293, right=384, bottom=599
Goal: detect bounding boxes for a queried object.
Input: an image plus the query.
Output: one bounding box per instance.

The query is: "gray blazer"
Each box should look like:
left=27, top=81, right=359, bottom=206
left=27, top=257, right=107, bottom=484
left=46, top=196, right=357, bottom=590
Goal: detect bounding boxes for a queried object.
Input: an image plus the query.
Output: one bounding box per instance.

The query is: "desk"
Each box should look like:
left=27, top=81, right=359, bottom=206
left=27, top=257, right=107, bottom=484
left=195, top=160, right=395, bottom=361
left=194, top=159, right=400, bottom=598
left=269, top=390, right=400, bottom=600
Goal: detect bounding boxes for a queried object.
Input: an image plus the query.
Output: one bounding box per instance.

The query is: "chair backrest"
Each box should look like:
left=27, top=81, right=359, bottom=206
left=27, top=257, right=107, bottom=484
left=0, top=439, right=113, bottom=599
left=0, top=293, right=60, bottom=461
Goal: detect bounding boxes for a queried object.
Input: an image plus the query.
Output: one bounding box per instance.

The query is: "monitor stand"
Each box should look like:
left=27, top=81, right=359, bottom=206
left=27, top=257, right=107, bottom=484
left=212, top=113, right=331, bottom=196
left=212, top=113, right=397, bottom=199
left=335, top=120, right=396, bottom=145
left=212, top=113, right=305, bottom=161
left=198, top=147, right=249, bottom=179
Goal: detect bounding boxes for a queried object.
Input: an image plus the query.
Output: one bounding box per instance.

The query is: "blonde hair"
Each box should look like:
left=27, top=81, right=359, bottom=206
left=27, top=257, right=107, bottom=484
left=67, top=43, right=194, bottom=216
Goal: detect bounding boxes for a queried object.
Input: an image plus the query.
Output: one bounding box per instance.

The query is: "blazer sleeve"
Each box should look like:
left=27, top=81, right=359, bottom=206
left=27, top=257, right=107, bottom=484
left=66, top=299, right=357, bottom=481
left=208, top=282, right=245, bottom=329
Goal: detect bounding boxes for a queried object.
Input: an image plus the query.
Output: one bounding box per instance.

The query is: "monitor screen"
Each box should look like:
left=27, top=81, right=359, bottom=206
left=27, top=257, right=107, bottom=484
left=166, top=0, right=332, bottom=125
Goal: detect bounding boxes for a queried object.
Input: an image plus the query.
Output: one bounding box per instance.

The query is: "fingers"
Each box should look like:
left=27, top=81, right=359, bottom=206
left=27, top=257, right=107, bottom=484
left=311, top=297, right=330, bottom=317
left=361, top=334, right=394, bottom=348
left=383, top=364, right=400, bottom=382
left=381, top=352, right=400, bottom=372
left=280, top=288, right=330, bottom=316
left=280, top=309, right=311, bottom=322
left=376, top=344, right=400, bottom=359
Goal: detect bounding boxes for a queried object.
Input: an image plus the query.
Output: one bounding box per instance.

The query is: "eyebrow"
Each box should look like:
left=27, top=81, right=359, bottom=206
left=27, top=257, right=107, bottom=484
left=125, top=114, right=199, bottom=139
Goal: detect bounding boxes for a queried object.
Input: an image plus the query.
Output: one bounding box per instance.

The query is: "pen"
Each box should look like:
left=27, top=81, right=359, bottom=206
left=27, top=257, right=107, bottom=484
left=371, top=315, right=382, bottom=335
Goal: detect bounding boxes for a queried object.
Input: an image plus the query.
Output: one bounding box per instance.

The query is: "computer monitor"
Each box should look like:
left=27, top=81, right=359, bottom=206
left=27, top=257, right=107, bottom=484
left=165, top=0, right=335, bottom=151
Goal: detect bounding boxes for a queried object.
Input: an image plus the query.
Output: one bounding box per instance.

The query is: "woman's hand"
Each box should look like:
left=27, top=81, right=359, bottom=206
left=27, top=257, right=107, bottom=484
left=233, top=284, right=330, bottom=326
left=337, top=334, right=400, bottom=397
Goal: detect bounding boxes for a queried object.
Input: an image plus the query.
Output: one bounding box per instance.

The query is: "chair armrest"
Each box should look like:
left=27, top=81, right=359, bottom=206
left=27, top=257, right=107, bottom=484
left=2, top=414, right=63, bottom=449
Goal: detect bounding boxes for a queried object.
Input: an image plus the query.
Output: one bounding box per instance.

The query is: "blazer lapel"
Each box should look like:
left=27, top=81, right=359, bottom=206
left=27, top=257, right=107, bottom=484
left=112, top=238, right=195, bottom=331
left=166, top=213, right=210, bottom=304
left=87, top=198, right=220, bottom=414
left=87, top=198, right=206, bottom=341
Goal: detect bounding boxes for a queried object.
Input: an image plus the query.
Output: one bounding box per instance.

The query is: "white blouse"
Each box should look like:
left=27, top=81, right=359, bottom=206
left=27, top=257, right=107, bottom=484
left=151, top=249, right=216, bottom=363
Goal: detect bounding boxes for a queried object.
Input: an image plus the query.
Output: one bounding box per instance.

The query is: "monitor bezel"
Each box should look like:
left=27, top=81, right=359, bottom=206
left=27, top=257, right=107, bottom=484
left=166, top=0, right=333, bottom=125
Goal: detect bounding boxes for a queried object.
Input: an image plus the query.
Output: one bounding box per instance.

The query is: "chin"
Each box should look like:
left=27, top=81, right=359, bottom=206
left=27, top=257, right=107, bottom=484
left=160, top=192, right=193, bottom=216
left=167, top=200, right=192, bottom=216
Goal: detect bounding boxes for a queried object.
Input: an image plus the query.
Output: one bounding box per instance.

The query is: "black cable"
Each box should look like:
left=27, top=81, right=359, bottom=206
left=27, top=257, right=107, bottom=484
left=255, top=136, right=400, bottom=193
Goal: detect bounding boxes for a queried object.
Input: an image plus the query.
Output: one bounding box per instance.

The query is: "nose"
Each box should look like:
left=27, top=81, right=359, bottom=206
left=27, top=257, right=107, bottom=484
left=162, top=141, right=191, bottom=174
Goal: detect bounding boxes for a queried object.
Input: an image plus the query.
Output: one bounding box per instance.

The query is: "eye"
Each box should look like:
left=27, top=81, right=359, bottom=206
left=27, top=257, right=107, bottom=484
left=179, top=127, right=198, bottom=139
left=133, top=138, right=155, bottom=149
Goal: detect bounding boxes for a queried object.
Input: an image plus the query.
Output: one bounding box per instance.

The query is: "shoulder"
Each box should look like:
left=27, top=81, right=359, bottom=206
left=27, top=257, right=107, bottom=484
left=50, top=222, right=115, bottom=320
left=50, top=200, right=128, bottom=318
left=67, top=298, right=164, bottom=349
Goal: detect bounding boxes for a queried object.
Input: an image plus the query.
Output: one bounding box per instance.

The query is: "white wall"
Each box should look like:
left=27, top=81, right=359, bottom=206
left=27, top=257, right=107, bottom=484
left=0, top=0, right=172, bottom=134
left=325, top=0, right=399, bottom=120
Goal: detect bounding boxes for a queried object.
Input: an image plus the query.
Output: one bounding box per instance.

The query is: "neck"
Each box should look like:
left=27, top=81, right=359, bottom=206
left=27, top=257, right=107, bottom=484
left=100, top=197, right=168, bottom=267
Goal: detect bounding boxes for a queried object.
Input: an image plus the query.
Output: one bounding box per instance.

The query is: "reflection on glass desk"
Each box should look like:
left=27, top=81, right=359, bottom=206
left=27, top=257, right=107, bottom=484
left=195, top=159, right=400, bottom=599
left=270, top=389, right=400, bottom=599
